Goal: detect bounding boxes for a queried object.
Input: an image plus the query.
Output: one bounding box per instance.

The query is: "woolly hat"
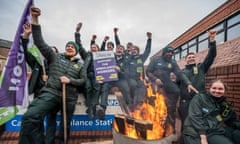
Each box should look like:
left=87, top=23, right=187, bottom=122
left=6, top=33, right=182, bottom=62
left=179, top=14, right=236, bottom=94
left=65, top=41, right=79, bottom=55
left=162, top=46, right=174, bottom=56
left=107, top=41, right=114, bottom=48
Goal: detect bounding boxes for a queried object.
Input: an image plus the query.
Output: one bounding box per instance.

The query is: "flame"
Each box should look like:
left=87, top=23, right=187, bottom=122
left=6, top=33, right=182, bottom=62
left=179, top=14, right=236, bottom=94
left=113, top=121, right=119, bottom=132
left=114, top=84, right=173, bottom=140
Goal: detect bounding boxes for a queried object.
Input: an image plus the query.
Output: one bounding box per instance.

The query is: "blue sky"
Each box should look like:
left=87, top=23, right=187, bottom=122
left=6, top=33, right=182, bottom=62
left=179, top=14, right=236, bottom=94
left=0, top=0, right=226, bottom=63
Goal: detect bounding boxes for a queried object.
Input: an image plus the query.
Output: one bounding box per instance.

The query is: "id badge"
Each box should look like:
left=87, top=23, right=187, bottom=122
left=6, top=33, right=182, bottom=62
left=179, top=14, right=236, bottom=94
left=193, top=66, right=198, bottom=75
left=216, top=114, right=222, bottom=122
left=137, top=67, right=143, bottom=73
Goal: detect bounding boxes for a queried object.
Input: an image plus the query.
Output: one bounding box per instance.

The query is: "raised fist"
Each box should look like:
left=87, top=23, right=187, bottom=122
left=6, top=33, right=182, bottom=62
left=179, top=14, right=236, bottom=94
left=147, top=32, right=152, bottom=38
left=76, top=22, right=82, bottom=32
left=104, top=36, right=110, bottom=41
left=92, top=34, right=97, bottom=40
left=114, top=27, right=118, bottom=34
left=30, top=6, right=41, bottom=17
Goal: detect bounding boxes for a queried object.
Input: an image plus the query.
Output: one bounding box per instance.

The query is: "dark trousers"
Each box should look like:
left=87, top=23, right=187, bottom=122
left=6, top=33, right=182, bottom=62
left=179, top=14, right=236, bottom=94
left=87, top=83, right=108, bottom=108
left=45, top=109, right=59, bottom=144
left=184, top=134, right=234, bottom=144
left=178, top=99, right=191, bottom=130
left=109, top=79, right=131, bottom=105
left=85, top=78, right=100, bottom=108
left=127, top=79, right=147, bottom=108
left=224, top=126, right=240, bottom=144
left=98, top=83, right=109, bottom=108
left=19, top=91, right=77, bottom=144
left=161, top=82, right=180, bottom=131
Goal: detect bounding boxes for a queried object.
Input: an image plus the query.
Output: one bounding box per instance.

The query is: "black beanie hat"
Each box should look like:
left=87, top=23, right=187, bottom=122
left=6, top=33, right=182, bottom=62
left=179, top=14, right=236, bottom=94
left=107, top=41, right=114, bottom=48
left=65, top=41, right=79, bottom=55
left=162, top=46, right=174, bottom=56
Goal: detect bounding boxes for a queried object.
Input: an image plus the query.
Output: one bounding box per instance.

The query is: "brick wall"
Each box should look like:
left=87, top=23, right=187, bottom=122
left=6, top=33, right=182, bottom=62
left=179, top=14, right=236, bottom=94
left=206, top=64, right=240, bottom=117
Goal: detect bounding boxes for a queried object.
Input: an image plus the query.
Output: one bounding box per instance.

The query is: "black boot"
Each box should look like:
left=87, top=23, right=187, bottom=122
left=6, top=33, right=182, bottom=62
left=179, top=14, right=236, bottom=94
left=96, top=105, right=106, bottom=120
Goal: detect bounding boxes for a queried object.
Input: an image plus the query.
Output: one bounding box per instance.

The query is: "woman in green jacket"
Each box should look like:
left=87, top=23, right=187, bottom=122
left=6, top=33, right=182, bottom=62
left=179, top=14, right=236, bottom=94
left=183, top=79, right=240, bottom=144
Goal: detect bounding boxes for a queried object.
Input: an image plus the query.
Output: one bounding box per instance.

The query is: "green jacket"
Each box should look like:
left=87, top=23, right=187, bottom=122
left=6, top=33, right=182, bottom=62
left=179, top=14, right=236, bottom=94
left=146, top=56, right=191, bottom=92
left=178, top=41, right=216, bottom=100
left=218, top=97, right=240, bottom=129
left=127, top=38, right=151, bottom=80
left=31, top=24, right=86, bottom=97
left=183, top=93, right=225, bottom=137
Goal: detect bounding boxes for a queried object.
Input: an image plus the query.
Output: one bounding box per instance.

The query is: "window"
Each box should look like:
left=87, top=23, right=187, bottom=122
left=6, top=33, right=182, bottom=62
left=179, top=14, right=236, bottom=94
left=174, top=11, right=240, bottom=61
left=173, top=47, right=181, bottom=60
left=215, top=31, right=225, bottom=44
left=227, top=13, right=240, bottom=27
left=198, top=39, right=208, bottom=52
left=213, top=23, right=224, bottom=32
left=181, top=48, right=188, bottom=58
left=188, top=45, right=197, bottom=53
left=179, top=44, right=187, bottom=59
left=181, top=44, right=187, bottom=50
left=188, top=38, right=196, bottom=46
left=227, top=24, right=240, bottom=40
left=174, top=52, right=180, bottom=61
left=199, top=32, right=208, bottom=41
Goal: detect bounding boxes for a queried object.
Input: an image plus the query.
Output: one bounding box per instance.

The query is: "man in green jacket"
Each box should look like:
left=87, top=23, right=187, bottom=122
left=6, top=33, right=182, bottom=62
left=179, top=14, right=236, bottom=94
left=21, top=22, right=60, bottom=144
left=125, top=32, right=152, bottom=110
left=178, top=30, right=217, bottom=144
left=75, top=23, right=109, bottom=120
left=178, top=30, right=217, bottom=124
left=19, top=7, right=86, bottom=144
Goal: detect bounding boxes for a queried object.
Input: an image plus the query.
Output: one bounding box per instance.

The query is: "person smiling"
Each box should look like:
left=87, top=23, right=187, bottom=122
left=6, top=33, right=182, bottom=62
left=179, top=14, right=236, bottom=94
left=183, top=79, right=240, bottom=144
left=19, top=6, right=86, bottom=144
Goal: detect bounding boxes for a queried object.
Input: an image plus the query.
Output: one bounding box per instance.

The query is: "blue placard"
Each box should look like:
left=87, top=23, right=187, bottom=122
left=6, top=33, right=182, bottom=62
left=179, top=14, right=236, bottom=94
left=5, top=114, right=115, bottom=131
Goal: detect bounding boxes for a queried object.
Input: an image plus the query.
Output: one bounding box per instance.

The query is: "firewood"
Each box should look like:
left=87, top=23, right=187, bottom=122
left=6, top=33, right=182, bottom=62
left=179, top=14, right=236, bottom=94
left=134, top=119, right=153, bottom=140
left=114, top=114, right=126, bottom=134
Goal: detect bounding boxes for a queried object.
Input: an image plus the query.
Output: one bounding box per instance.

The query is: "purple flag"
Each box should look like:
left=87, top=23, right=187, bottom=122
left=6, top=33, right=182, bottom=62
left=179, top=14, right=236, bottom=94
left=0, top=0, right=33, bottom=125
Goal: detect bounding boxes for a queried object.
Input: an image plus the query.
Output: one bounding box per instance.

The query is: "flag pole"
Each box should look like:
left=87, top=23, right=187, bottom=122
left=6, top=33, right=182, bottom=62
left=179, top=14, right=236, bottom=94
left=62, top=83, right=67, bottom=143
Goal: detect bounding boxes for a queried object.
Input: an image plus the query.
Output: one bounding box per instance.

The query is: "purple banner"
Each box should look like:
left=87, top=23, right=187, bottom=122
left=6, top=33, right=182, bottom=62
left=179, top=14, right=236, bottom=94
left=0, top=0, right=33, bottom=124
left=93, top=51, right=118, bottom=83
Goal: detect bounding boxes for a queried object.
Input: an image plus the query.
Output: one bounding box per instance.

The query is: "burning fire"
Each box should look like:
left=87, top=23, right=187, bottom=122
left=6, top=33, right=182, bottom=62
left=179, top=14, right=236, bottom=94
left=113, top=85, right=173, bottom=140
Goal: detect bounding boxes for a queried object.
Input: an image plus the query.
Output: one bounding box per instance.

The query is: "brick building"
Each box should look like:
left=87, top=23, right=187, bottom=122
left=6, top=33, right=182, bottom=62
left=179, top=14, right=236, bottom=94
left=0, top=39, right=12, bottom=74
left=152, top=0, right=240, bottom=116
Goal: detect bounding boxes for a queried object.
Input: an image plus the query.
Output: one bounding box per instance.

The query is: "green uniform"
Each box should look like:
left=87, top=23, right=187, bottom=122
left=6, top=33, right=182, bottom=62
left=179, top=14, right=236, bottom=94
left=183, top=93, right=236, bottom=144
left=146, top=46, right=191, bottom=130
left=178, top=40, right=216, bottom=122
left=75, top=32, right=108, bottom=120
left=217, top=97, right=240, bottom=144
left=19, top=24, right=86, bottom=144
left=105, top=54, right=131, bottom=108
left=21, top=36, right=58, bottom=144
left=126, top=38, right=151, bottom=108
left=85, top=52, right=108, bottom=119
left=111, top=32, right=131, bottom=105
